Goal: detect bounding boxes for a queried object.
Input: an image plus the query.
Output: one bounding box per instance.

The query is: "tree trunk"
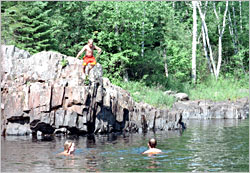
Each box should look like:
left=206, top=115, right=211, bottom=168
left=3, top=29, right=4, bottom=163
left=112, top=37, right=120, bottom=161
left=232, top=1, right=245, bottom=71
left=239, top=1, right=242, bottom=33
left=197, top=2, right=216, bottom=76
left=199, top=1, right=213, bottom=74
left=201, top=23, right=213, bottom=74
left=141, top=2, right=145, bottom=58
left=163, top=48, right=168, bottom=78
left=232, top=1, right=238, bottom=44
left=214, top=1, right=229, bottom=79
left=123, top=70, right=129, bottom=82
left=228, top=8, right=238, bottom=54
left=192, top=1, right=197, bottom=83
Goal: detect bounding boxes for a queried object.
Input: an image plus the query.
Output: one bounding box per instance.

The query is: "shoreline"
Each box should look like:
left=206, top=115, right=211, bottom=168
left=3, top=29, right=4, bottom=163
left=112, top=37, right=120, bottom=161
left=1, top=46, right=248, bottom=137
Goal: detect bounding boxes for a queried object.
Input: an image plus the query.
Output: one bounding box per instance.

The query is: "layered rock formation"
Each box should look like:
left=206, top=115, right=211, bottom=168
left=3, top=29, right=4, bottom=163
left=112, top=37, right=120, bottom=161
left=173, top=98, right=249, bottom=119
left=1, top=45, right=248, bottom=136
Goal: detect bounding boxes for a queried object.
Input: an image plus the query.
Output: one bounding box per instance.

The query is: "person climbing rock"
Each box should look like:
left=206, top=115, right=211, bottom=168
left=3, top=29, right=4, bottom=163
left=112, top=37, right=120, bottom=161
left=76, top=39, right=102, bottom=79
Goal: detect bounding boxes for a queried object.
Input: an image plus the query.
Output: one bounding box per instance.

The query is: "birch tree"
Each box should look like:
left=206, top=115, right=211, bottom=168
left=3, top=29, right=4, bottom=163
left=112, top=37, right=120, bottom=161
left=141, top=2, right=145, bottom=58
left=228, top=7, right=237, bottom=54
left=239, top=1, right=243, bottom=33
left=163, top=48, right=168, bottom=78
left=200, top=2, right=213, bottom=74
left=197, top=1, right=217, bottom=76
left=191, top=1, right=197, bottom=83
left=213, top=1, right=228, bottom=79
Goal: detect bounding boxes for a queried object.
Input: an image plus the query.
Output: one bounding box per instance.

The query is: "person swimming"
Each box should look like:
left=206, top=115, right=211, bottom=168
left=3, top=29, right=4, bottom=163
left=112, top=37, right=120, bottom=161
left=142, top=138, right=162, bottom=155
left=58, top=140, right=75, bottom=156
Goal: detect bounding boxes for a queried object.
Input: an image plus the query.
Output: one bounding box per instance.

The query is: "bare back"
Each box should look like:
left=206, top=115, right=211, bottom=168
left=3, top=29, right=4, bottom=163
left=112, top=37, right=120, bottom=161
left=142, top=148, right=162, bottom=155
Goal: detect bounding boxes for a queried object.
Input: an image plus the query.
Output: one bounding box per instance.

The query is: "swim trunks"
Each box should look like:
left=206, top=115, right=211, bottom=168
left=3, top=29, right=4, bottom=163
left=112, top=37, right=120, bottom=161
left=82, top=56, right=96, bottom=66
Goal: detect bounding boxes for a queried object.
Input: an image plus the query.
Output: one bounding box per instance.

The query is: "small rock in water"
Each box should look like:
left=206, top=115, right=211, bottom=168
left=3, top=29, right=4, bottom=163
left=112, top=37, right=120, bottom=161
left=37, top=131, right=42, bottom=136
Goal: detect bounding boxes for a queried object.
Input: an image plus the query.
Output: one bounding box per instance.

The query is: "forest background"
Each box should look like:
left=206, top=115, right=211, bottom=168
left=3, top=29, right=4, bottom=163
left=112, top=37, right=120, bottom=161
left=1, top=1, right=249, bottom=108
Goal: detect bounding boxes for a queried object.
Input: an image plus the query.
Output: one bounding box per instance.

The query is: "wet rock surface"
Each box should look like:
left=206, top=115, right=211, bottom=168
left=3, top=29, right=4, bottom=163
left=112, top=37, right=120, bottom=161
left=1, top=45, right=248, bottom=136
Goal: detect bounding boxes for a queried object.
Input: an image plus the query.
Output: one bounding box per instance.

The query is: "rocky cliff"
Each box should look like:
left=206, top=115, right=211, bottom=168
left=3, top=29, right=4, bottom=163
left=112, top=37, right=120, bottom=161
left=1, top=45, right=248, bottom=136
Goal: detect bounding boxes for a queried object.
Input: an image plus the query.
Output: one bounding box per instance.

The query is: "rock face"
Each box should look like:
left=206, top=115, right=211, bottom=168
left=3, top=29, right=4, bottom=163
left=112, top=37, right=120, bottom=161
left=1, top=45, right=248, bottom=136
left=173, top=98, right=249, bottom=120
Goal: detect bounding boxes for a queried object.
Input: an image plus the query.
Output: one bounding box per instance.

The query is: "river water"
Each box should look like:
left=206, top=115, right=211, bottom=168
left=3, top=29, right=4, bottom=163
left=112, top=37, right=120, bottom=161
left=1, top=119, right=249, bottom=172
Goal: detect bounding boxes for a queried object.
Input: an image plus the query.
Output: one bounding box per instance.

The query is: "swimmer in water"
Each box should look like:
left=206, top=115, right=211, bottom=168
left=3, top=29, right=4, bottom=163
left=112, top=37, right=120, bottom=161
left=142, top=138, right=162, bottom=155
left=58, top=140, right=75, bottom=156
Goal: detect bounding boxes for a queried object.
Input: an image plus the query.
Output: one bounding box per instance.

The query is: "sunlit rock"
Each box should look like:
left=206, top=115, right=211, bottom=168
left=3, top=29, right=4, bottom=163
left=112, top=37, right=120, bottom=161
left=1, top=45, right=248, bottom=136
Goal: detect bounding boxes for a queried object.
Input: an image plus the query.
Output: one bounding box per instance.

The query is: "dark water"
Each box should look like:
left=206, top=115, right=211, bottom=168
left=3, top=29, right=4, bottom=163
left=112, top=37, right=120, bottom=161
left=1, top=119, right=249, bottom=172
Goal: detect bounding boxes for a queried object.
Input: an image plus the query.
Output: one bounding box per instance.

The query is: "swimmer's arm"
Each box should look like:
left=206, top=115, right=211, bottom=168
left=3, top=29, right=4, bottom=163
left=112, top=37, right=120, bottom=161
left=76, top=46, right=87, bottom=59
left=57, top=152, right=65, bottom=156
left=57, top=152, right=70, bottom=156
left=142, top=150, right=149, bottom=154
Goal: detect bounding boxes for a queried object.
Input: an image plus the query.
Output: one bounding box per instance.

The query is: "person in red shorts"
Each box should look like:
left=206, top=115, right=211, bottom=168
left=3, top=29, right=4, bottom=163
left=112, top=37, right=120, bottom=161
left=76, top=39, right=102, bottom=76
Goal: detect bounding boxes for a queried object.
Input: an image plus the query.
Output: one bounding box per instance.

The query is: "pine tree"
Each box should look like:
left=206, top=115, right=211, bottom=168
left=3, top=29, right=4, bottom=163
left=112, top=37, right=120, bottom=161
left=1, top=1, right=54, bottom=54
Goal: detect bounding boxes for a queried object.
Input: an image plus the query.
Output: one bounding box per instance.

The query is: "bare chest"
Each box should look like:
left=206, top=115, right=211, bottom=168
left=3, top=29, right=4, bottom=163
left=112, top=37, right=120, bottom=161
left=86, top=46, right=94, bottom=53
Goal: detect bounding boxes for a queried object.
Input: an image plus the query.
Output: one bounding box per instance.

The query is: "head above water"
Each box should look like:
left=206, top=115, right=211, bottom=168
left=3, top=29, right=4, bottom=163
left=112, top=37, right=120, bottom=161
left=64, top=140, right=74, bottom=153
left=148, top=138, right=157, bottom=148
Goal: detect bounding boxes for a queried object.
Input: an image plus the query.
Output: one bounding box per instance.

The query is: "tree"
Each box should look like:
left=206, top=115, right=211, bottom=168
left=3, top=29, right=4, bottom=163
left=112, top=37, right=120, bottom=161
left=1, top=1, right=54, bottom=53
left=192, top=1, right=198, bottom=83
left=213, top=1, right=228, bottom=79
left=1, top=1, right=248, bottom=86
left=197, top=1, right=217, bottom=77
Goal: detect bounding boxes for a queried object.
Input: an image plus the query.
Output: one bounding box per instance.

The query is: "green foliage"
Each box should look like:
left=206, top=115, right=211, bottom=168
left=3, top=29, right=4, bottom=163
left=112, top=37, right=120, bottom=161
left=118, top=74, right=248, bottom=108
left=26, top=81, right=31, bottom=86
left=188, top=75, right=249, bottom=101
left=1, top=1, right=54, bottom=54
left=119, top=81, right=176, bottom=108
left=61, top=58, right=69, bottom=68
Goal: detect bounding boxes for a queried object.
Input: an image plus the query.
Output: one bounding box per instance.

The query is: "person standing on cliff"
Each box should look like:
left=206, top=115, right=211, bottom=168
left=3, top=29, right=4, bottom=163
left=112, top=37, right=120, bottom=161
left=142, top=138, right=162, bottom=155
left=76, top=39, right=102, bottom=77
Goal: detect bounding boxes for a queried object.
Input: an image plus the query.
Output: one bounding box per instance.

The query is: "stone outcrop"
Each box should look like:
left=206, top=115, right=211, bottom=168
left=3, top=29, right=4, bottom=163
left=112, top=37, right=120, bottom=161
left=173, top=98, right=249, bottom=119
left=1, top=45, right=248, bottom=136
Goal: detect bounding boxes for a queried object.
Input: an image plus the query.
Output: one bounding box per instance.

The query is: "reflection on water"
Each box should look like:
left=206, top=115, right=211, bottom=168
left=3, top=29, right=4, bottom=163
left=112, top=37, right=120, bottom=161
left=1, top=119, right=249, bottom=172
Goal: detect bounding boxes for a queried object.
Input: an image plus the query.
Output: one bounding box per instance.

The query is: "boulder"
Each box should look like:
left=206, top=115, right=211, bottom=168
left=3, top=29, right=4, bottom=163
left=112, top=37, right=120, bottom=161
left=174, top=93, right=189, bottom=101
left=6, top=123, right=32, bottom=136
left=30, top=120, right=55, bottom=134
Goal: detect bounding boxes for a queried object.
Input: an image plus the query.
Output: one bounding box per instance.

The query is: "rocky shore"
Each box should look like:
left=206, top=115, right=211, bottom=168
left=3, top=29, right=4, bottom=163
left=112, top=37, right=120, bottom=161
left=1, top=45, right=248, bottom=136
